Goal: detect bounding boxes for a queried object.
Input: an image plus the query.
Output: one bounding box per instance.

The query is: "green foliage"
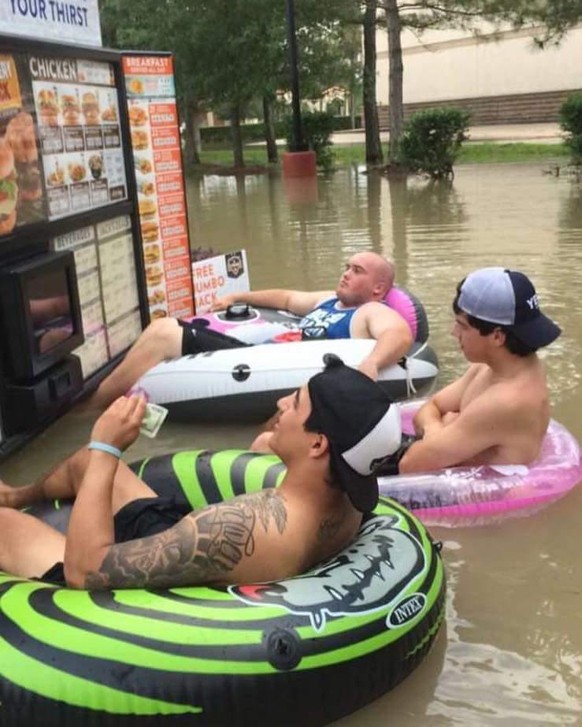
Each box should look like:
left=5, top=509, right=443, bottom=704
left=398, top=108, right=470, bottom=178
left=199, top=115, right=359, bottom=147
left=284, top=111, right=336, bottom=170
left=559, top=93, right=582, bottom=164
left=99, top=0, right=361, bottom=167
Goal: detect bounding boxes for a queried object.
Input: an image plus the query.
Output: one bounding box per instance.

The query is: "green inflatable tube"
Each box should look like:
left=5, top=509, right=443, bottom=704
left=0, top=449, right=446, bottom=726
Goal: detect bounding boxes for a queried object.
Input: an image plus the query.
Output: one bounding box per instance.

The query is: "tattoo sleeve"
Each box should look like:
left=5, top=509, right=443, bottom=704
left=84, top=490, right=288, bottom=590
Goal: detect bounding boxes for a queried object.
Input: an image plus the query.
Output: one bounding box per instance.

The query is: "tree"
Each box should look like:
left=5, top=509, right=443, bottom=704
left=101, top=0, right=361, bottom=169
left=381, top=0, right=582, bottom=167
left=363, top=0, right=383, bottom=165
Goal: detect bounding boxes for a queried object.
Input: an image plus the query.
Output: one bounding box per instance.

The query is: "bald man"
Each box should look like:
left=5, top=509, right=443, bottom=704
left=90, top=252, right=412, bottom=408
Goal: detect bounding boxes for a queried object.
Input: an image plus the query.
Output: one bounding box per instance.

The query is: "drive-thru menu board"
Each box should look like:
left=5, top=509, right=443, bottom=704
left=123, top=54, right=194, bottom=321
left=0, top=53, right=47, bottom=237
left=0, top=52, right=129, bottom=241
left=51, top=215, right=141, bottom=379
left=31, top=56, right=128, bottom=219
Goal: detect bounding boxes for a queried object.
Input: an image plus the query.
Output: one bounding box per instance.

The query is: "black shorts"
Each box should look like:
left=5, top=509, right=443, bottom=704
left=178, top=319, right=251, bottom=356
left=40, top=496, right=192, bottom=586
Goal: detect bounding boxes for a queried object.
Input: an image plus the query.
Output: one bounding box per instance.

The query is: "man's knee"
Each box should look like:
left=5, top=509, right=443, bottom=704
left=66, top=447, right=90, bottom=486
left=142, top=318, right=182, bottom=357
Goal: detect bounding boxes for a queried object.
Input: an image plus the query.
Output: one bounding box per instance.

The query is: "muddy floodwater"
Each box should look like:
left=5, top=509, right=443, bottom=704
left=3, top=160, right=582, bottom=725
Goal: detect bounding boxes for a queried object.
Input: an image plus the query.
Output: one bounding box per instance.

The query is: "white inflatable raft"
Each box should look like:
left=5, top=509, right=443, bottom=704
left=138, top=338, right=439, bottom=422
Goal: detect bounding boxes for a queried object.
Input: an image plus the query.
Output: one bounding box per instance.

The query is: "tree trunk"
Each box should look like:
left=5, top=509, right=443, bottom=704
left=230, top=105, right=244, bottom=168
left=363, top=0, right=383, bottom=165
left=262, top=95, right=279, bottom=164
left=385, top=0, right=404, bottom=165
left=183, top=97, right=201, bottom=166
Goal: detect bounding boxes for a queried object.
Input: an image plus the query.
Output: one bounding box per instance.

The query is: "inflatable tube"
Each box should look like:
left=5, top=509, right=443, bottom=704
left=138, top=338, right=439, bottom=422
left=377, top=403, right=582, bottom=527
left=0, top=450, right=446, bottom=726
left=184, top=286, right=430, bottom=345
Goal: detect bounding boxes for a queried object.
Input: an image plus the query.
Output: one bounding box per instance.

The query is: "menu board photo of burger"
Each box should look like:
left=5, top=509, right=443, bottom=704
left=29, top=56, right=128, bottom=221
left=123, top=54, right=194, bottom=320
left=0, top=54, right=46, bottom=238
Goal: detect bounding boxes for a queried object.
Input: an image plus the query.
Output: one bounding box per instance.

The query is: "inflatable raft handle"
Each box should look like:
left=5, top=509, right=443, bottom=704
left=225, top=303, right=253, bottom=320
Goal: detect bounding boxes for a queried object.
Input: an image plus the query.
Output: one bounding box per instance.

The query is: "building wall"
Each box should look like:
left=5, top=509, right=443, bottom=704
left=376, top=23, right=582, bottom=125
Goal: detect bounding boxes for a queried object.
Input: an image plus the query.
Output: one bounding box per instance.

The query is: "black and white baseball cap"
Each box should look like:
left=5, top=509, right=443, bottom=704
left=457, top=267, right=561, bottom=349
left=306, top=355, right=402, bottom=513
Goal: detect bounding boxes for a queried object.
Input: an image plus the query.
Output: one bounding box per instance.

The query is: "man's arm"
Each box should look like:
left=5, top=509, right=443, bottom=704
left=64, top=395, right=146, bottom=588
left=78, top=490, right=289, bottom=590
left=211, top=289, right=332, bottom=317
left=399, top=388, right=517, bottom=473
left=355, top=303, right=413, bottom=380
left=412, top=365, right=480, bottom=437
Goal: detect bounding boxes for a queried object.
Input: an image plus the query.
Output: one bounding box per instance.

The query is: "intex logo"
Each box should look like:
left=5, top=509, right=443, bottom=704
left=388, top=593, right=426, bottom=627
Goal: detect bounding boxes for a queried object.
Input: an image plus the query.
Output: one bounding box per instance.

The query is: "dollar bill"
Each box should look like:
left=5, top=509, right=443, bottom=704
left=140, top=402, right=169, bottom=438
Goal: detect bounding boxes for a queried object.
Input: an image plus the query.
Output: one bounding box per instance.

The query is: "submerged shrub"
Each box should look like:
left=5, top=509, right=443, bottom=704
left=285, top=111, right=335, bottom=171
left=399, top=108, right=470, bottom=179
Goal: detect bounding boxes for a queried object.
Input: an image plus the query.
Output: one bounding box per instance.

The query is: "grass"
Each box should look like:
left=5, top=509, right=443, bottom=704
left=458, top=142, right=569, bottom=164
left=195, top=141, right=570, bottom=171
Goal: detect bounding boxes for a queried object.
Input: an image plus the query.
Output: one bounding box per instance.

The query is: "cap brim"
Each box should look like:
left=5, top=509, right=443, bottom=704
left=510, top=313, right=561, bottom=348
left=329, top=446, right=379, bottom=513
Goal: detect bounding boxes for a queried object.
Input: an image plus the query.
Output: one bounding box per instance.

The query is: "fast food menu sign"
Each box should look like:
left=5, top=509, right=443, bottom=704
left=52, top=215, right=141, bottom=378
left=0, top=53, right=46, bottom=238
left=122, top=54, right=194, bottom=321
left=30, top=56, right=128, bottom=220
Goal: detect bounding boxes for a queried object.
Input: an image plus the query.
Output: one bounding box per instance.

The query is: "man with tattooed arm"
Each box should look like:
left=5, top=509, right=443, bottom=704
left=0, top=357, right=401, bottom=590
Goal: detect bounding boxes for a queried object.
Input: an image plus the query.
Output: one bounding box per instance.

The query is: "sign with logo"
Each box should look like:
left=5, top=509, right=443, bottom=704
left=0, top=0, right=102, bottom=47
left=192, top=249, right=250, bottom=314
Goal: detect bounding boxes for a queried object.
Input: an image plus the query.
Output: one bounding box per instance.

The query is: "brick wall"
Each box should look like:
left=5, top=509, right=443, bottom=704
left=377, top=89, right=582, bottom=128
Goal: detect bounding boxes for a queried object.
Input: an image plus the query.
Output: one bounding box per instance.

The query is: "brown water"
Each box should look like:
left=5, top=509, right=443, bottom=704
left=3, top=161, right=582, bottom=725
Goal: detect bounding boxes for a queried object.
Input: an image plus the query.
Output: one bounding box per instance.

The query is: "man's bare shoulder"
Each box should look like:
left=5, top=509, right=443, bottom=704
left=461, top=373, right=548, bottom=425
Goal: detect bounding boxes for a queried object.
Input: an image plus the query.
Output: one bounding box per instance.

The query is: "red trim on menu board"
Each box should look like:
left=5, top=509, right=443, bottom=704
left=123, top=53, right=194, bottom=321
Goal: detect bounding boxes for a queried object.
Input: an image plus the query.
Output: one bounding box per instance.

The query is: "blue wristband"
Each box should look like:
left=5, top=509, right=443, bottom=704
left=88, top=441, right=122, bottom=459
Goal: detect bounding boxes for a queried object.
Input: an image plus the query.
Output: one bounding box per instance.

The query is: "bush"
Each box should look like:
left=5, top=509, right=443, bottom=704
left=399, top=108, right=471, bottom=179
left=559, top=93, right=582, bottom=165
left=285, top=110, right=335, bottom=171
left=199, top=115, right=358, bottom=151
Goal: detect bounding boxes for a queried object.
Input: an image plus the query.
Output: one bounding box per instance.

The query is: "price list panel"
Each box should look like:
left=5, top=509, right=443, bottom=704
left=123, top=54, right=194, bottom=322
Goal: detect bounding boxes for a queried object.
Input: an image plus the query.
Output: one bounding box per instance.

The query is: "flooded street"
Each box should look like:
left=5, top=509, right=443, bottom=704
left=3, top=160, right=582, bottom=725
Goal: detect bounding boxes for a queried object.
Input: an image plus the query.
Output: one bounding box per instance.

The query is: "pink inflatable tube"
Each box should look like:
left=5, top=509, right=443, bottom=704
left=377, top=402, right=582, bottom=527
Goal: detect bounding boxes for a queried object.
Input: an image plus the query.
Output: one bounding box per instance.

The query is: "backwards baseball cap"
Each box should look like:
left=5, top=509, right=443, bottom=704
left=306, top=355, right=402, bottom=513
left=457, top=267, right=561, bottom=349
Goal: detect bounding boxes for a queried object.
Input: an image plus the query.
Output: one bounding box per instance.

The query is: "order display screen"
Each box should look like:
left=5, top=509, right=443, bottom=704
left=25, top=267, right=74, bottom=355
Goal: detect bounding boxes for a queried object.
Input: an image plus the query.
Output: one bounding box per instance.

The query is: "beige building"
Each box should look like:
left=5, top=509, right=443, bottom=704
left=376, top=23, right=582, bottom=126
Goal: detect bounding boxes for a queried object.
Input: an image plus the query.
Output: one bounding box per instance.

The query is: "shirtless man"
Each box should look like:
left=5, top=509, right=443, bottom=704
left=89, top=252, right=412, bottom=408
left=398, top=267, right=561, bottom=473
left=0, top=357, right=401, bottom=590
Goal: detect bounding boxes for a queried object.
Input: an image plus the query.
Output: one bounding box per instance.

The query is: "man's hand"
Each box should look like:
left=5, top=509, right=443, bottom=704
left=358, top=358, right=379, bottom=381
left=90, top=395, right=147, bottom=452
left=210, top=294, right=239, bottom=312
